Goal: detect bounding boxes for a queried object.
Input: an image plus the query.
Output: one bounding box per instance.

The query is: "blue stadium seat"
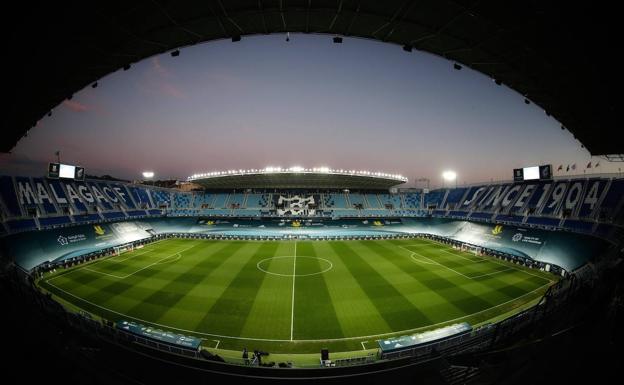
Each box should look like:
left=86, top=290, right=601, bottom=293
left=0, top=176, right=22, bottom=217
left=39, top=216, right=72, bottom=227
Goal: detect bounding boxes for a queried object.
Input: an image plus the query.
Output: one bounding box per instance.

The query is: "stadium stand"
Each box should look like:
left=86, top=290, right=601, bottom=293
left=365, top=193, right=383, bottom=208
left=347, top=193, right=366, bottom=209
left=378, top=193, right=402, bottom=209
left=0, top=175, right=623, bottom=243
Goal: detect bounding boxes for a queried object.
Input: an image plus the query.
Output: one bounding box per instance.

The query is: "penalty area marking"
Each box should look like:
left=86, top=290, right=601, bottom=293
left=109, top=248, right=154, bottom=263
left=212, top=340, right=220, bottom=349
left=256, top=256, right=333, bottom=277
left=416, top=238, right=554, bottom=283
left=73, top=242, right=200, bottom=280
left=398, top=245, right=438, bottom=265
left=398, top=244, right=539, bottom=281
left=82, top=252, right=181, bottom=279
left=361, top=341, right=369, bottom=350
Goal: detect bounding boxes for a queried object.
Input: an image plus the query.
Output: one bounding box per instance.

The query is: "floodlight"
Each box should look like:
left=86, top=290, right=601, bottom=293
left=142, top=171, right=154, bottom=179
left=442, top=170, right=457, bottom=181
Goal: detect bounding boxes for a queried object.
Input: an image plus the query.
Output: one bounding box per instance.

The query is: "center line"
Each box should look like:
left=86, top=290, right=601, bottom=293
left=290, top=241, right=297, bottom=341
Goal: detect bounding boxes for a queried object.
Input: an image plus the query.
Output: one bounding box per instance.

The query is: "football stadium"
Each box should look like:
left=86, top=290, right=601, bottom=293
left=1, top=2, right=622, bottom=384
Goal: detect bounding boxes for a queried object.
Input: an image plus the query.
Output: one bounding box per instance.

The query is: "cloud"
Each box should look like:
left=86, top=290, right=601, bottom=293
left=161, top=83, right=187, bottom=99
left=134, top=56, right=187, bottom=99
left=63, top=100, right=89, bottom=112
left=151, top=57, right=169, bottom=78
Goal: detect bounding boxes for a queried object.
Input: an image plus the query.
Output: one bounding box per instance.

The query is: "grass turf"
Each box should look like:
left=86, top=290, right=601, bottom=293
left=39, top=237, right=555, bottom=355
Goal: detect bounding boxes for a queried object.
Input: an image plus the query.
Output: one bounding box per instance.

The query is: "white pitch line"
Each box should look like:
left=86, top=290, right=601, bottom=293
left=43, top=278, right=553, bottom=343
left=414, top=238, right=553, bottom=283
left=79, top=243, right=198, bottom=280
left=438, top=247, right=487, bottom=263
left=361, top=341, right=369, bottom=350
left=398, top=246, right=437, bottom=265
left=290, top=241, right=297, bottom=341
left=109, top=248, right=153, bottom=263
left=82, top=267, right=126, bottom=279
left=47, top=238, right=180, bottom=282
left=400, top=245, right=473, bottom=279
left=213, top=340, right=220, bottom=349
left=469, top=267, right=515, bottom=279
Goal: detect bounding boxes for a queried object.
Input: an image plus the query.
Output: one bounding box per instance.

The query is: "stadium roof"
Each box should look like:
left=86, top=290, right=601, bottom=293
left=3, top=1, right=620, bottom=156
left=189, top=168, right=406, bottom=190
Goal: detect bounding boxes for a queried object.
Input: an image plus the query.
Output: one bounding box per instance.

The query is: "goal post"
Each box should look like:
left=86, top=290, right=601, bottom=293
left=460, top=243, right=482, bottom=256
left=114, top=244, right=134, bottom=256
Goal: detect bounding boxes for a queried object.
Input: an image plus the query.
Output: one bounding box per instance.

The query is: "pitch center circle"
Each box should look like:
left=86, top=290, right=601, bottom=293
left=257, top=256, right=333, bottom=277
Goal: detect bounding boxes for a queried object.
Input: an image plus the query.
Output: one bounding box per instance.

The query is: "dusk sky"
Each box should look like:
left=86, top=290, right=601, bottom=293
left=1, top=34, right=615, bottom=187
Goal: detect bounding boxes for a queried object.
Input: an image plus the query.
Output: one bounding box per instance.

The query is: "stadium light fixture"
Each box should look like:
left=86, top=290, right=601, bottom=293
left=171, top=49, right=180, bottom=57
left=333, top=36, right=343, bottom=44
left=232, top=35, right=241, bottom=42
left=442, top=170, right=457, bottom=188
left=186, top=167, right=408, bottom=182
left=442, top=170, right=456, bottom=181
left=402, top=44, right=412, bottom=52
left=142, top=171, right=154, bottom=179
left=453, top=63, right=462, bottom=70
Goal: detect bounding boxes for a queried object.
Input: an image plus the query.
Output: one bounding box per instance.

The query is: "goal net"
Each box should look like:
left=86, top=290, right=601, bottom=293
left=460, top=243, right=482, bottom=256
left=113, top=244, right=134, bottom=256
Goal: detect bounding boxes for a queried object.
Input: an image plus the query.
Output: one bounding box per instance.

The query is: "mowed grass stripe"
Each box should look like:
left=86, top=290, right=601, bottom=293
left=122, top=241, right=242, bottom=327
left=313, top=242, right=392, bottom=338
left=292, top=242, right=343, bottom=340
left=403, top=240, right=552, bottom=301
left=240, top=242, right=296, bottom=340
left=78, top=241, right=204, bottom=309
left=398, top=241, right=544, bottom=304
left=156, top=241, right=256, bottom=329
left=330, top=241, right=430, bottom=332
left=384, top=240, right=497, bottom=316
left=40, top=238, right=557, bottom=352
left=49, top=240, right=197, bottom=304
left=70, top=241, right=205, bottom=317
left=398, top=239, right=551, bottom=312
left=195, top=241, right=280, bottom=338
left=82, top=239, right=190, bottom=277
left=390, top=240, right=539, bottom=309
left=412, top=237, right=553, bottom=281
left=50, top=239, right=185, bottom=288
left=415, top=244, right=510, bottom=277
left=43, top=240, right=203, bottom=322
left=353, top=240, right=466, bottom=323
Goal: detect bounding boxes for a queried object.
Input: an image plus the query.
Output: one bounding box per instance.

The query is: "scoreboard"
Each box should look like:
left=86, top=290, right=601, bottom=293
left=48, top=163, right=85, bottom=180
left=513, top=165, right=552, bottom=182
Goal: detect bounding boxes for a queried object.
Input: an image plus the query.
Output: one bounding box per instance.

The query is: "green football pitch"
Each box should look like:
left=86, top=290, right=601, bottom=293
left=39, top=237, right=555, bottom=355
